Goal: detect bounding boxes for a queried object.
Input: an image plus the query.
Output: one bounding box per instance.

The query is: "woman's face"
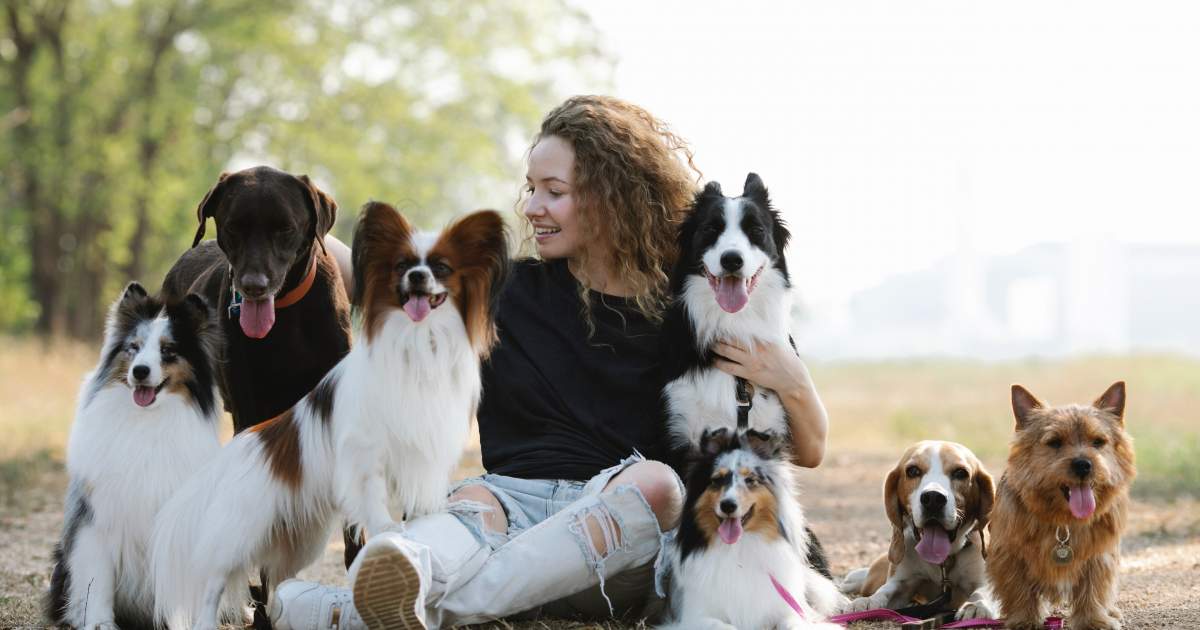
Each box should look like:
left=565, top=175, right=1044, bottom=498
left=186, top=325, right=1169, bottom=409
left=524, top=135, right=584, bottom=260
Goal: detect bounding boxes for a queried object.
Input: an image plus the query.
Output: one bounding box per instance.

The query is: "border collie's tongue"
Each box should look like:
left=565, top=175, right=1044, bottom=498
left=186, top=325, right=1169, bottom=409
left=403, top=295, right=432, bottom=322
left=916, top=525, right=951, bottom=564
left=718, top=517, right=743, bottom=545
left=240, top=296, right=275, bottom=339
left=1069, top=485, right=1096, bottom=519
left=716, top=276, right=749, bottom=313
left=133, top=386, right=157, bottom=407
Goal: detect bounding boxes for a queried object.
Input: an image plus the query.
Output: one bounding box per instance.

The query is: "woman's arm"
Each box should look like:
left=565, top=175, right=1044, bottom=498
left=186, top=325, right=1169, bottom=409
left=711, top=340, right=829, bottom=468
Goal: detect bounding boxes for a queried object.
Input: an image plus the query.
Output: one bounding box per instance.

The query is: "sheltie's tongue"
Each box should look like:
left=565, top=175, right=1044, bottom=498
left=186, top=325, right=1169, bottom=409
left=133, top=386, right=157, bottom=407
left=403, top=295, right=432, bottom=322
left=1069, top=485, right=1096, bottom=519
left=239, top=296, right=275, bottom=339
left=715, top=276, right=749, bottom=313
left=718, top=517, right=743, bottom=545
left=916, top=525, right=951, bottom=564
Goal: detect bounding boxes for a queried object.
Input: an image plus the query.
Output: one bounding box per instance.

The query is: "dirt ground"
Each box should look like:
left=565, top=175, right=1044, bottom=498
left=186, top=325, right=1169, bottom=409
left=3, top=452, right=1197, bottom=629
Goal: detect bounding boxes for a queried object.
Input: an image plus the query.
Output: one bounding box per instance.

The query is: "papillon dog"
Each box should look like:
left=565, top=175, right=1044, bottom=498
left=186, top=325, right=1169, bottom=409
left=150, top=204, right=509, bottom=629
left=661, top=173, right=794, bottom=452
left=661, top=429, right=845, bottom=630
left=47, top=284, right=221, bottom=630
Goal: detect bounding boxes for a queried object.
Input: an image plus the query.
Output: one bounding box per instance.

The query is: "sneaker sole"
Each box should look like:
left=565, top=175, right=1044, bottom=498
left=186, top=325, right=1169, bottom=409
left=353, top=542, right=425, bottom=630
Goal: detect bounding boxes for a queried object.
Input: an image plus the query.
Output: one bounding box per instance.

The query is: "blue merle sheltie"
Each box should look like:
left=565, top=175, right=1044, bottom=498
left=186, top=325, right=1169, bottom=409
left=660, top=429, right=845, bottom=630
left=662, top=172, right=795, bottom=451
left=46, top=283, right=222, bottom=629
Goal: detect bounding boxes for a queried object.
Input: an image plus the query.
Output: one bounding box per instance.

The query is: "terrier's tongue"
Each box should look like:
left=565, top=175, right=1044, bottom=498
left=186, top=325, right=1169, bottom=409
left=718, top=517, right=743, bottom=545
left=403, top=295, right=432, bottom=322
left=916, top=525, right=951, bottom=564
left=715, top=276, right=749, bottom=313
left=239, top=296, right=275, bottom=339
left=1069, top=485, right=1096, bottom=519
left=133, top=386, right=156, bottom=407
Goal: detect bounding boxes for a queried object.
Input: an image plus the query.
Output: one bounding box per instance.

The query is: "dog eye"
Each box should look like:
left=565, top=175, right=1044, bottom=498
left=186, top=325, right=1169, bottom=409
left=1048, top=437, right=1063, bottom=449
left=952, top=468, right=969, bottom=480
left=1092, top=438, right=1106, bottom=448
left=745, top=475, right=758, bottom=487
left=126, top=341, right=141, bottom=354
left=748, top=226, right=766, bottom=239
left=905, top=465, right=921, bottom=478
left=161, top=345, right=177, bottom=362
left=430, top=261, right=453, bottom=278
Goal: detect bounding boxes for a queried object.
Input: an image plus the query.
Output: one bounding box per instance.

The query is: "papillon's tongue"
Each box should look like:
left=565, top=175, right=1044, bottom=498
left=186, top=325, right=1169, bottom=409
left=718, top=517, right=743, bottom=545
left=715, top=276, right=749, bottom=313
left=239, top=296, right=275, bottom=339
left=403, top=295, right=432, bottom=322
left=916, top=525, right=951, bottom=564
left=1069, top=485, right=1096, bottom=519
left=133, top=386, right=157, bottom=407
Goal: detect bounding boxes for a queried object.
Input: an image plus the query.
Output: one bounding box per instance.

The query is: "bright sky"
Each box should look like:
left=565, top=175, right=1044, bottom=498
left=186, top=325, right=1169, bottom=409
left=581, top=1, right=1200, bottom=307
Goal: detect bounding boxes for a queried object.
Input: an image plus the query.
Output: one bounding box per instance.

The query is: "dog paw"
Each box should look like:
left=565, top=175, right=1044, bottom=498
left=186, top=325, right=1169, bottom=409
left=841, top=595, right=881, bottom=613
left=956, top=599, right=996, bottom=620
left=1070, top=613, right=1121, bottom=630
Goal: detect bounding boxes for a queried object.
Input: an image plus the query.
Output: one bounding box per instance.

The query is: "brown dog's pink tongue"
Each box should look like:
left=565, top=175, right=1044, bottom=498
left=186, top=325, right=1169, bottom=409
left=916, top=525, right=951, bottom=564
left=1069, top=485, right=1096, bottom=519
left=133, top=386, right=156, bottom=407
left=240, top=296, right=275, bottom=339
left=715, top=276, right=749, bottom=313
left=403, top=295, right=432, bottom=322
left=718, top=517, right=743, bottom=545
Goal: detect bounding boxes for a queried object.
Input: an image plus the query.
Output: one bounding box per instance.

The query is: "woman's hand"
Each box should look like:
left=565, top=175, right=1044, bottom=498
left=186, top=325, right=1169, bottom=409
left=712, top=339, right=828, bottom=468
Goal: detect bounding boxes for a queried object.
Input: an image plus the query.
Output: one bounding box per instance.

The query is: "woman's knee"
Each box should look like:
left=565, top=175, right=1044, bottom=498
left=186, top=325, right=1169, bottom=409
left=449, top=484, right=508, bottom=534
left=607, top=460, right=683, bottom=530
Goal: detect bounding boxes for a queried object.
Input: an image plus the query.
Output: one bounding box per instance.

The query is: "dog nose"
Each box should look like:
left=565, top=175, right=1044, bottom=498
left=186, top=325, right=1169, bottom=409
left=239, top=273, right=269, bottom=297
left=719, top=499, right=738, bottom=516
left=1071, top=458, right=1092, bottom=478
left=920, top=491, right=947, bottom=511
left=132, top=365, right=150, bottom=381
left=407, top=269, right=429, bottom=288
left=720, top=251, right=743, bottom=272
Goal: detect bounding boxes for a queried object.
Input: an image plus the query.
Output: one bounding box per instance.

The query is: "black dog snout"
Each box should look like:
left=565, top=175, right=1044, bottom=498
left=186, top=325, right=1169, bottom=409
left=407, top=268, right=430, bottom=288
left=719, top=499, right=738, bottom=516
left=1071, top=458, right=1093, bottom=478
left=920, top=491, right=947, bottom=511
left=132, top=365, right=150, bottom=381
left=239, top=272, right=270, bottom=298
left=719, top=251, right=743, bottom=272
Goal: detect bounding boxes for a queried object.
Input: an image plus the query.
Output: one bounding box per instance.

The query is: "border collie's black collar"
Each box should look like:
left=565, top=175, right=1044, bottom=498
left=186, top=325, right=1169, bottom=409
left=735, top=376, right=754, bottom=429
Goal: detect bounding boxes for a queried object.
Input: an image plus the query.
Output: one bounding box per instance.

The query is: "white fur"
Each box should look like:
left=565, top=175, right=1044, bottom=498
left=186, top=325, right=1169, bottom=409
left=56, top=319, right=221, bottom=628
left=150, top=234, right=481, bottom=630
left=911, top=446, right=957, bottom=529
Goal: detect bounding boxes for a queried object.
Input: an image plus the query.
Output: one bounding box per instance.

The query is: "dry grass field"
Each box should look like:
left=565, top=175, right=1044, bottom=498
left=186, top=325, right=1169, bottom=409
left=2, top=338, right=1197, bottom=628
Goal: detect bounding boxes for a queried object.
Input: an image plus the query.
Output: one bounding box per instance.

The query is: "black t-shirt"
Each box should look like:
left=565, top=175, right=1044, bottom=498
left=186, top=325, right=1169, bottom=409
left=478, top=258, right=667, bottom=481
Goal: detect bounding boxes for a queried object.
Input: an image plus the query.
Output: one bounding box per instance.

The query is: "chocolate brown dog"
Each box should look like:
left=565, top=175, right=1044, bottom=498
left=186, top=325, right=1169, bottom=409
left=162, top=166, right=352, bottom=433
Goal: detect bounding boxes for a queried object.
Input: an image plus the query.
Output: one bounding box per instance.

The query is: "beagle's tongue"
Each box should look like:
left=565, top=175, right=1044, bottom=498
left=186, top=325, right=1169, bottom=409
left=718, top=517, right=743, bottom=545
left=239, top=296, right=275, bottom=339
left=1069, top=485, right=1096, bottom=519
left=916, top=525, right=951, bottom=564
left=715, top=276, right=749, bottom=313
left=403, top=295, right=432, bottom=322
left=133, top=386, right=156, bottom=407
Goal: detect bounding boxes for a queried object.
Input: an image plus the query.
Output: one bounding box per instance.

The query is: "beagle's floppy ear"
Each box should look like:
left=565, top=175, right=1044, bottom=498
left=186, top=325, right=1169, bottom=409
left=883, top=463, right=907, bottom=565
left=970, top=466, right=996, bottom=559
left=193, top=172, right=232, bottom=247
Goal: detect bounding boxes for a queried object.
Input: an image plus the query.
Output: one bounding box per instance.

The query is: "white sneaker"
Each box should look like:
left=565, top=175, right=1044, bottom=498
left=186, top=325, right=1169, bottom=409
left=268, top=579, right=365, bottom=630
left=352, top=534, right=429, bottom=630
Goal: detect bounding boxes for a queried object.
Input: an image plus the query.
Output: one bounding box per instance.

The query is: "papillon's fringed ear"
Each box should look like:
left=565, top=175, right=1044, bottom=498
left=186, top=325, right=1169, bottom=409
left=700, top=427, right=733, bottom=457
left=193, top=172, right=232, bottom=247
left=351, top=201, right=413, bottom=339
left=742, top=428, right=785, bottom=460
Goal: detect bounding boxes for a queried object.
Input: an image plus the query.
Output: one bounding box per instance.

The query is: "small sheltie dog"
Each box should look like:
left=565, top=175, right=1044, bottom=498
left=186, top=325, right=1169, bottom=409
left=987, top=382, right=1135, bottom=630
left=661, top=428, right=845, bottom=630
left=662, top=173, right=795, bottom=452
left=150, top=204, right=509, bottom=629
left=47, top=283, right=222, bottom=630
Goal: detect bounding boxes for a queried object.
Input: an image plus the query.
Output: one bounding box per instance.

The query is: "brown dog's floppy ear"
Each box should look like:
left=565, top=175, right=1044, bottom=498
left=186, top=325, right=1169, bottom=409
left=972, top=466, right=996, bottom=559
left=1094, top=381, right=1126, bottom=426
left=296, top=174, right=337, bottom=255
left=1011, top=384, right=1044, bottom=431
left=883, top=463, right=906, bottom=565
left=193, top=172, right=232, bottom=247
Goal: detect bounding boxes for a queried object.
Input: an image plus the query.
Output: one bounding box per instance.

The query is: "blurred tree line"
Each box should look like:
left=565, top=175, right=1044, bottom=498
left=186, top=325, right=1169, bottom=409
left=1, top=0, right=606, bottom=338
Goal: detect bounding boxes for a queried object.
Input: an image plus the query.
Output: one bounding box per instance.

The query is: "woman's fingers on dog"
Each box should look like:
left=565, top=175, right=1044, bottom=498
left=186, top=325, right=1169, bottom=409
left=712, top=357, right=749, bottom=379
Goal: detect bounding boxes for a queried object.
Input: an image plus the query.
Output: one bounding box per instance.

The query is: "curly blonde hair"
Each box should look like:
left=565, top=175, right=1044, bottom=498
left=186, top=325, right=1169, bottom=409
left=520, top=95, right=700, bottom=328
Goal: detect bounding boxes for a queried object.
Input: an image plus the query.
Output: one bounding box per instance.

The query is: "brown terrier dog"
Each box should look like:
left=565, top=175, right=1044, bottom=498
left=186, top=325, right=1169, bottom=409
left=987, top=382, right=1136, bottom=630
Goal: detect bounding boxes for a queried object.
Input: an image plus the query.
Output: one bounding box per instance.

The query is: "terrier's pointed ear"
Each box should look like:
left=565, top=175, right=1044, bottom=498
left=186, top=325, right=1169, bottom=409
left=1094, top=381, right=1126, bottom=426
left=700, top=427, right=732, bottom=457
left=742, top=172, right=769, bottom=205
left=1011, top=384, right=1044, bottom=430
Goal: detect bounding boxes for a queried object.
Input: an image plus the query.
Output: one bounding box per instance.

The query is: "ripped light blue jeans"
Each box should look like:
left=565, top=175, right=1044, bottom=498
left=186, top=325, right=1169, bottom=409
left=393, top=453, right=679, bottom=628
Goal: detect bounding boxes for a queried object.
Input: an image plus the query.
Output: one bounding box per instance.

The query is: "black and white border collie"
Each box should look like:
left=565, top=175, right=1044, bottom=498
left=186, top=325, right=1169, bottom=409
left=661, top=428, right=844, bottom=630
left=150, top=205, right=509, bottom=630
left=46, top=283, right=222, bottom=630
left=662, top=173, right=795, bottom=452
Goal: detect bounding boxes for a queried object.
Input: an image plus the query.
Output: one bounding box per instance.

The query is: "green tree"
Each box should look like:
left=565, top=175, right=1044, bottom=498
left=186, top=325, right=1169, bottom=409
left=1, top=0, right=607, bottom=337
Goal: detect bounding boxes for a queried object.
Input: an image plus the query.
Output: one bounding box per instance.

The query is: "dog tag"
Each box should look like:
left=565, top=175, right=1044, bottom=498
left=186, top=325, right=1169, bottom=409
left=1053, top=543, right=1073, bottom=564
